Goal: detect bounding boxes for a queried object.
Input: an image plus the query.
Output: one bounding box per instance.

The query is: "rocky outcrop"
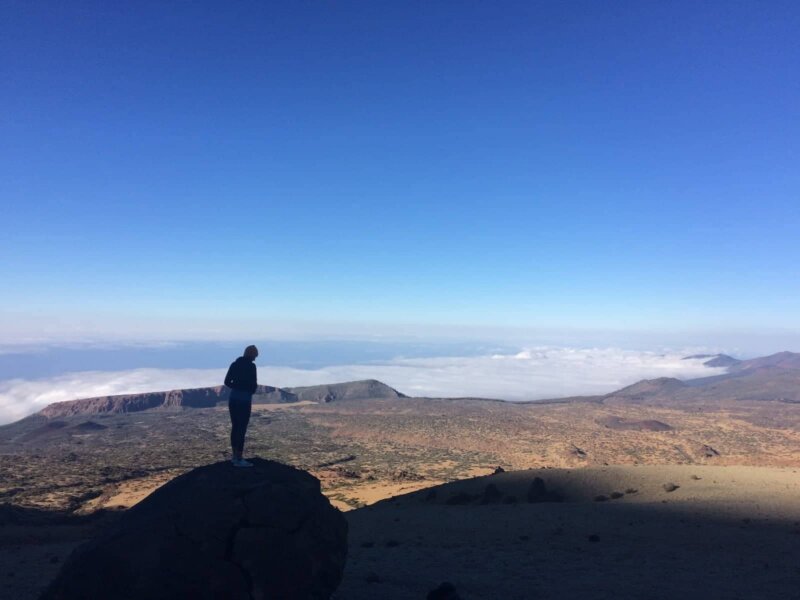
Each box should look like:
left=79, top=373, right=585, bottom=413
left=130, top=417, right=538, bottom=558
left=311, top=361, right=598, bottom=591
left=287, top=379, right=407, bottom=403
left=253, top=385, right=299, bottom=404
left=41, top=390, right=186, bottom=417
left=696, top=443, right=721, bottom=458
left=42, top=459, right=348, bottom=600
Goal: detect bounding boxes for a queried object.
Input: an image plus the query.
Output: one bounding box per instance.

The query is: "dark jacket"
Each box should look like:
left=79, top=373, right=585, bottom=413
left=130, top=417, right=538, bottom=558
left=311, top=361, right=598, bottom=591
left=224, top=356, right=258, bottom=394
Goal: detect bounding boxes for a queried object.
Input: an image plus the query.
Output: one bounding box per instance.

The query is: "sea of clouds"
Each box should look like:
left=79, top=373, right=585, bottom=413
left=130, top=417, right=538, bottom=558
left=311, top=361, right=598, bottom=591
left=0, top=347, right=728, bottom=425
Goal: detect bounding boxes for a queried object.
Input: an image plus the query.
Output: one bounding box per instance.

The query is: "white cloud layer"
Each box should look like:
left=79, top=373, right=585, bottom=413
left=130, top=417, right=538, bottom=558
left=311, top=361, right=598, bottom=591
left=0, top=348, right=726, bottom=425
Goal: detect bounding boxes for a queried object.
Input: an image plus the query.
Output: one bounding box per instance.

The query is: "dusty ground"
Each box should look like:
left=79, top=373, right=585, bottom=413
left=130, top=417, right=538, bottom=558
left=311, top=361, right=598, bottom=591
left=2, top=397, right=800, bottom=598
left=4, top=397, right=800, bottom=513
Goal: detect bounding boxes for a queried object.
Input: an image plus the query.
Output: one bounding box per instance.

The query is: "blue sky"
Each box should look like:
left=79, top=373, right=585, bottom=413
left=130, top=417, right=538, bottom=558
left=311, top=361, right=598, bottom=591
left=2, top=1, right=799, bottom=349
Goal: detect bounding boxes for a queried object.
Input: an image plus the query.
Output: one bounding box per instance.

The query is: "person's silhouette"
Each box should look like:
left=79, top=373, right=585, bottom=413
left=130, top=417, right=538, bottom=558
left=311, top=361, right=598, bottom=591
left=224, top=345, right=258, bottom=467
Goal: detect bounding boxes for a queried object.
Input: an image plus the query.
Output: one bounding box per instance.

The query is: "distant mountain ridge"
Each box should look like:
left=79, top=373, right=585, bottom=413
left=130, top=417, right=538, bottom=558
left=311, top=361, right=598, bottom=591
left=37, top=379, right=405, bottom=419
left=681, top=351, right=800, bottom=372
left=288, top=380, right=406, bottom=403
left=29, top=351, right=800, bottom=420
left=729, top=350, right=800, bottom=372
left=605, top=351, right=800, bottom=405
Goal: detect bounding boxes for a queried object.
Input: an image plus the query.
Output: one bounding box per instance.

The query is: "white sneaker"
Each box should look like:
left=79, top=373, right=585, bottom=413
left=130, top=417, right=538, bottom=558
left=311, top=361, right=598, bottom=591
left=234, top=458, right=253, bottom=468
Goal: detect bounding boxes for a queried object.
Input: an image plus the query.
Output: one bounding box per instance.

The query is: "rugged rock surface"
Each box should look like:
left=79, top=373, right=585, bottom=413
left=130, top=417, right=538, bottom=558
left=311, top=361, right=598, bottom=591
left=252, top=385, right=300, bottom=404
left=41, top=459, right=348, bottom=600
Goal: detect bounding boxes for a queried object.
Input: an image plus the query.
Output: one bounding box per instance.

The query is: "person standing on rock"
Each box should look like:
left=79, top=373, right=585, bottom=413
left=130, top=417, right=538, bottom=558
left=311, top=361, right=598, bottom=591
left=224, top=345, right=259, bottom=467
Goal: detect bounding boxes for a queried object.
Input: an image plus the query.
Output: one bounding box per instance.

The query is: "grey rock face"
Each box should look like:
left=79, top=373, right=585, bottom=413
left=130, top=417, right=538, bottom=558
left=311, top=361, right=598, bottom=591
left=42, top=459, right=348, bottom=600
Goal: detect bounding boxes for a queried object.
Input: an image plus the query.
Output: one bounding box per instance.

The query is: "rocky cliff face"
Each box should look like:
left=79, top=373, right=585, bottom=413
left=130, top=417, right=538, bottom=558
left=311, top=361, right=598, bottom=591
left=41, top=459, right=348, bottom=600
left=38, top=379, right=406, bottom=418
left=40, top=385, right=297, bottom=418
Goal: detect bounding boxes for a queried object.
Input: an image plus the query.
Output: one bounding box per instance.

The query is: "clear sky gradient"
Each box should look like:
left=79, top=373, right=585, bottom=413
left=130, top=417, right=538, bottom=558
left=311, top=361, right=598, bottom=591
left=2, top=1, right=799, bottom=348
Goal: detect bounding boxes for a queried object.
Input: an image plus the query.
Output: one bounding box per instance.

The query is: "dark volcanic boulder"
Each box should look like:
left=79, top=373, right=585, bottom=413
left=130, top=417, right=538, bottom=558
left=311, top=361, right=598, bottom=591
left=42, top=459, right=348, bottom=600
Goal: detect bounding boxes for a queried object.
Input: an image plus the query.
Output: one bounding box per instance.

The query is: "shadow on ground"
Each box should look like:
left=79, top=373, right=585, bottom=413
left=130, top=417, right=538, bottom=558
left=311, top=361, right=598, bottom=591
left=337, top=466, right=800, bottom=600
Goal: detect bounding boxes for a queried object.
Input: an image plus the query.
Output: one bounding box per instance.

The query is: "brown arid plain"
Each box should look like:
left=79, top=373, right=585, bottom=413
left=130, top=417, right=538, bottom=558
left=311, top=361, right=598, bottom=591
left=1, top=352, right=800, bottom=599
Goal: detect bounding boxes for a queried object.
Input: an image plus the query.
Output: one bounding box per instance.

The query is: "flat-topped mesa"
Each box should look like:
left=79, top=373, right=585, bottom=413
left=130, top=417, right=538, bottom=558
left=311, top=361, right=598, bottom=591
left=36, top=379, right=407, bottom=419
left=39, top=385, right=296, bottom=419
left=286, top=379, right=407, bottom=403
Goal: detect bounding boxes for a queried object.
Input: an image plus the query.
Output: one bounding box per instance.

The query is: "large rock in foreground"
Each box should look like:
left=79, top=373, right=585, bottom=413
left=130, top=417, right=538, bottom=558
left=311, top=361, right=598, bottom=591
left=42, top=459, right=348, bottom=600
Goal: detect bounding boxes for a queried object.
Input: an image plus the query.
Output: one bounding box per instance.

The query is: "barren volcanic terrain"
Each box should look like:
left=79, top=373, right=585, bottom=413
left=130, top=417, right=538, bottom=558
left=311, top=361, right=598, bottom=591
left=1, top=352, right=800, bottom=598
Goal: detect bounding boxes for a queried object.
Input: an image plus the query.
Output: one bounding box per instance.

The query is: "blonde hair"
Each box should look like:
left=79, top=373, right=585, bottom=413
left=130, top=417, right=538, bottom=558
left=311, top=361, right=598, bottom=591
left=244, top=345, right=259, bottom=359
